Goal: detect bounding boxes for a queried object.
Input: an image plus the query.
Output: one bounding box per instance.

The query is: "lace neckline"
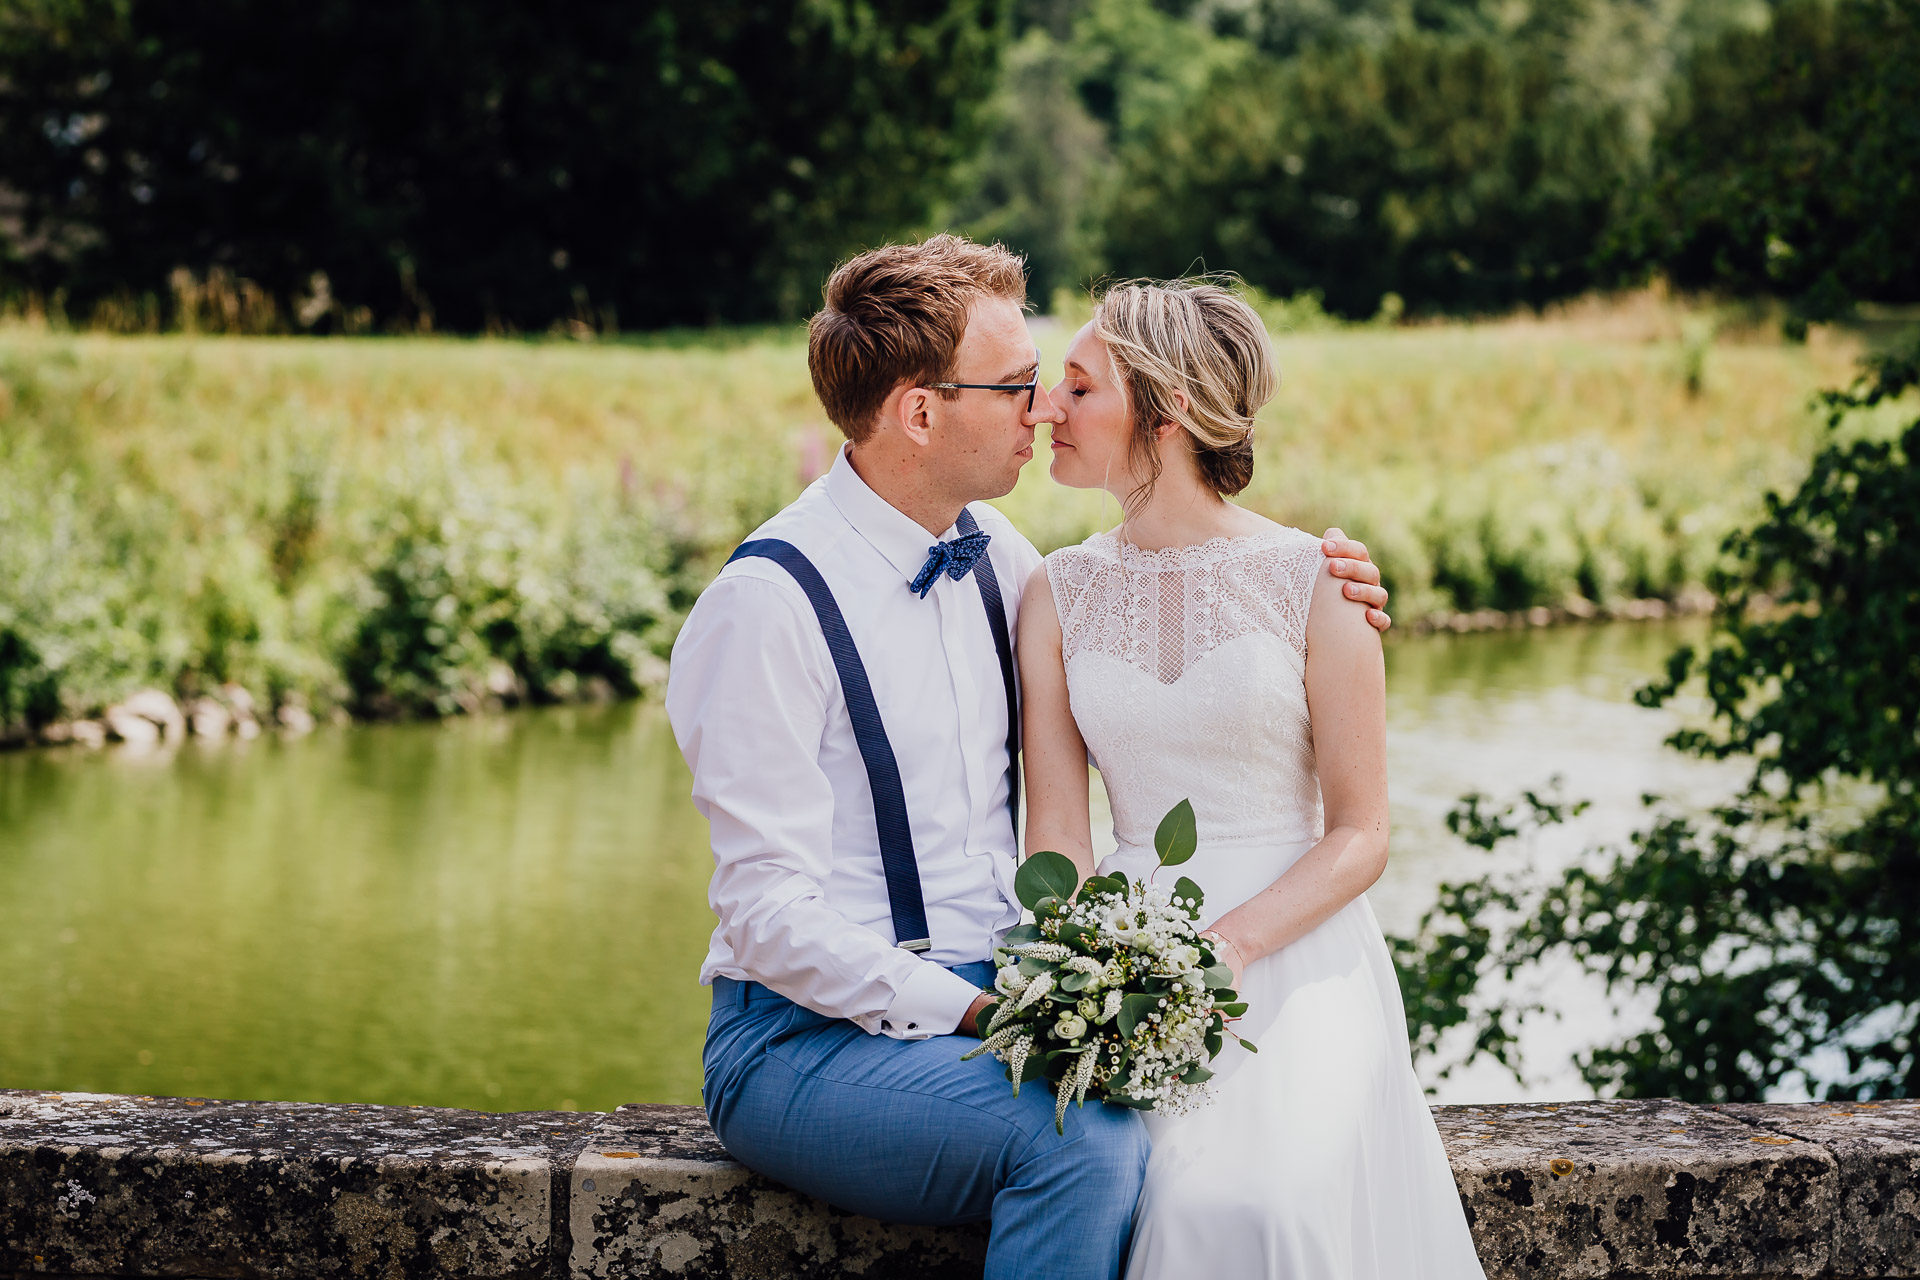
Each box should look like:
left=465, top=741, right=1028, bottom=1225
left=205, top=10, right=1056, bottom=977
left=1085, top=525, right=1297, bottom=571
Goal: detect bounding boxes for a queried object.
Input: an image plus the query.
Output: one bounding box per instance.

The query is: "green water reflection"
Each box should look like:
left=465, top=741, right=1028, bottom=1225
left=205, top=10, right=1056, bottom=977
left=0, top=705, right=713, bottom=1111
left=0, top=621, right=1711, bottom=1112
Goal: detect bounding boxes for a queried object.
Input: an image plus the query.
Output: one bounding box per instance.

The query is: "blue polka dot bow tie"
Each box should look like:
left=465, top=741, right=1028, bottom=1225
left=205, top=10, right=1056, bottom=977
left=908, top=530, right=993, bottom=599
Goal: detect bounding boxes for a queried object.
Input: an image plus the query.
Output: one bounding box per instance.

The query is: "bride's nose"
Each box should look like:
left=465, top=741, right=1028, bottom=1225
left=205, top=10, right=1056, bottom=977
left=1028, top=379, right=1068, bottom=426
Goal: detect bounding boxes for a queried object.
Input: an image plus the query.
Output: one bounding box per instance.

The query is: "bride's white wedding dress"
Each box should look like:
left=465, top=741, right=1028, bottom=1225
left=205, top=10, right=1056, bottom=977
left=1046, top=526, right=1485, bottom=1280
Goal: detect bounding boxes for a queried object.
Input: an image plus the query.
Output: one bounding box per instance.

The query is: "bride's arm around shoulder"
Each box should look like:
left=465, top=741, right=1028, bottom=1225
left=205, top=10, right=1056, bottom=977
left=1207, top=553, right=1390, bottom=981
left=1017, top=561, right=1098, bottom=884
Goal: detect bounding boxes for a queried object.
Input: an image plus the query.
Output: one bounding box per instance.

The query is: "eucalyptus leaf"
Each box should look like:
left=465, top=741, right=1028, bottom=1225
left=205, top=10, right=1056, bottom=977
left=1202, top=963, right=1235, bottom=988
left=1172, top=876, right=1204, bottom=912
left=1179, top=1064, right=1214, bottom=1085
left=1059, top=970, right=1093, bottom=993
left=1002, top=923, right=1043, bottom=947
left=1057, top=921, right=1097, bottom=950
left=1015, top=849, right=1080, bottom=912
left=1153, top=800, right=1198, bottom=868
left=1217, top=1001, right=1248, bottom=1017
left=1081, top=874, right=1125, bottom=900
left=1118, top=992, right=1159, bottom=1038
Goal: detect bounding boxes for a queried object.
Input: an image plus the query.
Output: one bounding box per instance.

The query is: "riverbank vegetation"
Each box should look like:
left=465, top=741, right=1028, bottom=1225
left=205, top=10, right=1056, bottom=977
left=0, top=295, right=1862, bottom=740
left=1395, top=333, right=1919, bottom=1101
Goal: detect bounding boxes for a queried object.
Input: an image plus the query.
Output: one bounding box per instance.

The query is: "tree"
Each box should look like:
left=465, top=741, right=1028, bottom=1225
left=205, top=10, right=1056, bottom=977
left=1395, top=332, right=1920, bottom=1100
left=0, top=0, right=1009, bottom=330
left=1098, top=10, right=1650, bottom=316
left=1609, top=0, right=1920, bottom=334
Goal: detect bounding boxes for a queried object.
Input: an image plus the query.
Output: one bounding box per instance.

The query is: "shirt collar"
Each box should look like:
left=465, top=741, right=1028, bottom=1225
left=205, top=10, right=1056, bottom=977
left=826, top=444, right=956, bottom=585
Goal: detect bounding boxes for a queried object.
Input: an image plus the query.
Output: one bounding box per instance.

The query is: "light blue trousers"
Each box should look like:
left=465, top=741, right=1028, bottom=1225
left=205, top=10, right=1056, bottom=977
left=703, top=961, right=1150, bottom=1280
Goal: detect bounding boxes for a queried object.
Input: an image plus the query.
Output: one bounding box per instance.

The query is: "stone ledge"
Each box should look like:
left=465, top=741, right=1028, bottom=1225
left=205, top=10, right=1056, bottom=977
left=4, top=1090, right=1916, bottom=1279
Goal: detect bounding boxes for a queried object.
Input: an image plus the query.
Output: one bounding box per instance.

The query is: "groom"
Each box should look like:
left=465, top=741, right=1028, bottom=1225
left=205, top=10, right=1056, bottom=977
left=666, top=234, right=1390, bottom=1280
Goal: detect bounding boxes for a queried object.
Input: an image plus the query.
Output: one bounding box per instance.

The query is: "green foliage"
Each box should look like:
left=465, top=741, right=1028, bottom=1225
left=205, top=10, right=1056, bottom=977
left=1016, top=849, right=1083, bottom=911
left=1102, top=24, right=1634, bottom=316
left=1609, top=0, right=1920, bottom=332
left=1393, top=332, right=1920, bottom=1100
left=1153, top=797, right=1198, bottom=866
left=0, top=355, right=687, bottom=736
left=0, top=0, right=1011, bottom=329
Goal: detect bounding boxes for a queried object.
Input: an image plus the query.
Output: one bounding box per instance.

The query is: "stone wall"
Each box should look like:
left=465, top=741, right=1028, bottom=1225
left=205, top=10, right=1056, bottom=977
left=3, top=1090, right=1915, bottom=1279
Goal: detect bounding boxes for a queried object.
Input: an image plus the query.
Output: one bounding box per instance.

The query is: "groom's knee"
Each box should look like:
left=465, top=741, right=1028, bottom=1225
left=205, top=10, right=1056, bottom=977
left=1019, top=1103, right=1150, bottom=1201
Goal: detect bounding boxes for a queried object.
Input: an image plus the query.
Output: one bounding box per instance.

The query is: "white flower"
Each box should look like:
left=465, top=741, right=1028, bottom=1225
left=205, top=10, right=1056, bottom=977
left=1076, top=996, right=1100, bottom=1019
left=1055, top=1013, right=1088, bottom=1040
left=1013, top=971, right=1055, bottom=1013
left=994, top=965, right=1027, bottom=996
left=1006, top=1034, right=1034, bottom=1096
left=1009, top=941, right=1074, bottom=963
left=1104, top=906, right=1140, bottom=940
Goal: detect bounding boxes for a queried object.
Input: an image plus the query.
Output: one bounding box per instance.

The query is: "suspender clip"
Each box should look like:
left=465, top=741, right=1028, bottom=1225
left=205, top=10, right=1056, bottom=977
left=897, top=938, right=932, bottom=953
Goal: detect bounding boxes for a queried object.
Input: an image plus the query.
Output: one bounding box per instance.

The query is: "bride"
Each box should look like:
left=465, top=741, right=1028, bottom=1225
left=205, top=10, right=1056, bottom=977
left=1018, top=280, right=1486, bottom=1279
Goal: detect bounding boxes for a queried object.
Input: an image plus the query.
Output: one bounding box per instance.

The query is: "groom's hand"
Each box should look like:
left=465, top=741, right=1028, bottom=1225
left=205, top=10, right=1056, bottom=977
left=1321, top=528, right=1391, bottom=633
left=960, top=992, right=995, bottom=1038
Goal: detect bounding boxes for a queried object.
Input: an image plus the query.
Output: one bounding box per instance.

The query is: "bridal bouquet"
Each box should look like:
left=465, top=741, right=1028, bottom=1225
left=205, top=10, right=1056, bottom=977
left=964, top=800, right=1254, bottom=1133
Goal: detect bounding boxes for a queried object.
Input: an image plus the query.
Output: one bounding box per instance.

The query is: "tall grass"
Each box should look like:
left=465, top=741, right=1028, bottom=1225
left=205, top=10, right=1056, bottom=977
left=0, top=297, right=1860, bottom=735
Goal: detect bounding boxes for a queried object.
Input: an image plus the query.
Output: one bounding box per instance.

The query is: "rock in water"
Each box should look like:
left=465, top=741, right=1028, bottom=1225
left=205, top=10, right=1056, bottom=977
left=188, top=698, right=232, bottom=739
left=118, top=689, right=185, bottom=741
left=103, top=706, right=160, bottom=745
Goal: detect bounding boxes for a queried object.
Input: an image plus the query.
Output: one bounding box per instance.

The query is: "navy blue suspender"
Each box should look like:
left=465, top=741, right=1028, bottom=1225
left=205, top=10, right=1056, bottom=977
left=957, top=508, right=1020, bottom=839
left=726, top=507, right=1017, bottom=953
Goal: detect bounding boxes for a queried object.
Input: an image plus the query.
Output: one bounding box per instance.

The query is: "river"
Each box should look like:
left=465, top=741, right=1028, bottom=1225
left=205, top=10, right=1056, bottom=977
left=0, top=619, right=1738, bottom=1112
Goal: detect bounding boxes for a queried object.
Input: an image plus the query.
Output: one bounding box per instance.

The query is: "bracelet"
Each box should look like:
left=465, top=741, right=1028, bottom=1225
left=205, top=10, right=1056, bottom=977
left=1199, top=929, right=1246, bottom=971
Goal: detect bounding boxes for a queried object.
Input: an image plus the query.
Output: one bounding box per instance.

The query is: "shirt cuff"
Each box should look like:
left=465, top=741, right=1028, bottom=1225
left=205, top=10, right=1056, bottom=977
left=877, top=960, right=988, bottom=1040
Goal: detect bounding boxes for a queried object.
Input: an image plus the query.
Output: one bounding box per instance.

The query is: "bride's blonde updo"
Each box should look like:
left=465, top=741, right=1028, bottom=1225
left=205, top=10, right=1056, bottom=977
left=1093, top=279, right=1276, bottom=501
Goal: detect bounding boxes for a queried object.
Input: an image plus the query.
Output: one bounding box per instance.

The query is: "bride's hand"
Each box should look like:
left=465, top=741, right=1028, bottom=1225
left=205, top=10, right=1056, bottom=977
left=1201, top=928, right=1248, bottom=988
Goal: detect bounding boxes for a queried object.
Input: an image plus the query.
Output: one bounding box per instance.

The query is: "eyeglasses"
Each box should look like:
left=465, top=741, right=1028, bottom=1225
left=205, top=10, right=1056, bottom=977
left=929, top=349, right=1041, bottom=414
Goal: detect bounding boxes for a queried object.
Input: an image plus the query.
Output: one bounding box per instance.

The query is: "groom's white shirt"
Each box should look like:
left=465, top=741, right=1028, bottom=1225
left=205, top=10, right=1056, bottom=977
left=667, top=445, right=1040, bottom=1040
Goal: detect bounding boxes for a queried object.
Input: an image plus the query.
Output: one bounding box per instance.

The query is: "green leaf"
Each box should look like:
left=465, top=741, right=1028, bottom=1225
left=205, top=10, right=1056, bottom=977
left=1202, top=963, right=1235, bottom=989
left=1057, top=921, right=1097, bottom=950
left=1080, top=873, right=1126, bottom=900
left=1001, top=923, right=1043, bottom=947
left=1107, top=1094, right=1157, bottom=1110
left=1154, top=800, right=1198, bottom=867
left=1016, top=850, right=1080, bottom=911
left=1204, top=1029, right=1223, bottom=1058
left=1059, top=970, right=1093, bottom=992
left=1217, top=1001, right=1247, bottom=1017
left=1239, top=1037, right=1258, bottom=1053
left=1118, top=992, right=1159, bottom=1037
left=1179, top=1064, right=1214, bottom=1085
left=1172, top=876, right=1204, bottom=913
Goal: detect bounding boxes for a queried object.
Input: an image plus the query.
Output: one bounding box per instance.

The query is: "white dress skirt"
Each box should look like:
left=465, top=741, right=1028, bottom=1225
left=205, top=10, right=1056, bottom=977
left=1045, top=528, right=1486, bottom=1280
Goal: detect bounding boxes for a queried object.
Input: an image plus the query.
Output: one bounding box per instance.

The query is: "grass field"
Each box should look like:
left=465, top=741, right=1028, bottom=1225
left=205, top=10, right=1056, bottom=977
left=0, top=294, right=1866, bottom=733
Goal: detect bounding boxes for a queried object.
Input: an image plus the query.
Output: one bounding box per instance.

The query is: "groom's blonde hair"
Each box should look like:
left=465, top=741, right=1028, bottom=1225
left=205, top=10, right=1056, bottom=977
left=810, top=235, right=1028, bottom=443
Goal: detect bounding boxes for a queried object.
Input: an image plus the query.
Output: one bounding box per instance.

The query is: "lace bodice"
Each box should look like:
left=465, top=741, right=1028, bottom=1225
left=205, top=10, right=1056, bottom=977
left=1046, top=525, right=1326, bottom=851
